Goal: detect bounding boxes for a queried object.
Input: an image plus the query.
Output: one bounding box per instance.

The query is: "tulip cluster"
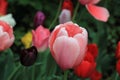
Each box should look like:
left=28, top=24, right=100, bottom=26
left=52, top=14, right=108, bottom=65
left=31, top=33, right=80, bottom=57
left=59, top=0, right=110, bottom=22
left=74, top=43, right=102, bottom=80
left=20, top=11, right=50, bottom=66
left=115, top=41, right=120, bottom=75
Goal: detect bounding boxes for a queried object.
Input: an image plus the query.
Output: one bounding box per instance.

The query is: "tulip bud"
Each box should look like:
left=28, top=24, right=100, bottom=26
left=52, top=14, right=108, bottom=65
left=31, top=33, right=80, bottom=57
left=21, top=32, right=32, bottom=49
left=59, top=9, right=71, bottom=24
left=20, top=46, right=38, bottom=66
left=34, top=11, right=46, bottom=28
left=32, top=25, right=50, bottom=52
left=62, top=0, right=73, bottom=14
left=49, top=22, right=88, bottom=70
left=0, top=21, right=14, bottom=51
left=0, top=0, right=8, bottom=16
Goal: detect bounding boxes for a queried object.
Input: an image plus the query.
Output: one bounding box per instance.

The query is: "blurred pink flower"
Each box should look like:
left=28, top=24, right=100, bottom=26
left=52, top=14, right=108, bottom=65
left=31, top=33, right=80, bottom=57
left=32, top=25, right=50, bottom=52
left=0, top=21, right=14, bottom=51
left=49, top=22, right=88, bottom=70
left=79, top=0, right=110, bottom=22
left=0, top=0, right=8, bottom=16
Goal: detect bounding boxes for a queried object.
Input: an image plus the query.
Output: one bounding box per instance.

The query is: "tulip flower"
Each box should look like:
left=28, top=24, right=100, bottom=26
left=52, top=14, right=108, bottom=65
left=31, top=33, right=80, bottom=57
left=87, top=43, right=98, bottom=59
left=115, top=41, right=120, bottom=59
left=90, top=70, right=102, bottom=80
left=59, top=0, right=73, bottom=24
left=79, top=0, right=110, bottom=22
left=59, top=9, right=71, bottom=24
left=0, top=0, right=8, bottom=16
left=62, top=0, right=73, bottom=14
left=32, top=25, right=50, bottom=52
left=74, top=51, right=96, bottom=78
left=49, top=22, right=88, bottom=70
left=0, top=14, right=16, bottom=27
left=34, top=11, right=46, bottom=28
left=0, top=21, right=14, bottom=51
left=20, top=46, right=38, bottom=66
left=21, top=32, right=32, bottom=48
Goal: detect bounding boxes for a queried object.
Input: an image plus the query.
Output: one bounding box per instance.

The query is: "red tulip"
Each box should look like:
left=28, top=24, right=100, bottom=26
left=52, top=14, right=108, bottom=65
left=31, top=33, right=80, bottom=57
left=115, top=41, right=120, bottom=59
left=49, top=22, right=88, bottom=70
left=90, top=70, right=102, bottom=80
left=0, top=0, right=8, bottom=15
left=87, top=43, right=98, bottom=59
left=62, top=0, right=73, bottom=15
left=116, top=59, right=120, bottom=75
left=79, top=0, right=109, bottom=22
left=74, top=51, right=96, bottom=78
left=32, top=25, right=50, bottom=52
left=0, top=21, right=14, bottom=51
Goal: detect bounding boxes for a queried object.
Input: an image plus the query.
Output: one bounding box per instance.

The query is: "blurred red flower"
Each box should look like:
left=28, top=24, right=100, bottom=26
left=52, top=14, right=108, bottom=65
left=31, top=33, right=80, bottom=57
left=115, top=41, right=120, bottom=59
left=87, top=43, right=98, bottom=59
left=116, top=59, right=120, bottom=75
left=74, top=51, right=96, bottom=78
left=0, top=0, right=8, bottom=16
left=90, top=70, right=102, bottom=80
left=62, top=0, right=73, bottom=14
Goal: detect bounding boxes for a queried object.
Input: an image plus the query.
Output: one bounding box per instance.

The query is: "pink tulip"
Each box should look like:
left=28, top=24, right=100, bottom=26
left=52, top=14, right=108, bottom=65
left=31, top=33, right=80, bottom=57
left=79, top=0, right=110, bottom=22
left=49, top=22, right=88, bottom=70
left=32, top=25, right=50, bottom=52
left=0, top=21, right=14, bottom=51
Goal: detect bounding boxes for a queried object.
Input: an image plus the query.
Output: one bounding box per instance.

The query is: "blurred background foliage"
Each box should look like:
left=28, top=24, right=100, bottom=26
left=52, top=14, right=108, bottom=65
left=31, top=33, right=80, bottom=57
left=0, top=0, right=120, bottom=80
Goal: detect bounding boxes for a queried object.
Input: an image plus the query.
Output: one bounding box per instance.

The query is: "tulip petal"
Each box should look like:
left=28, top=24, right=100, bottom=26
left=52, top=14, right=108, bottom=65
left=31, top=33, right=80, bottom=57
left=86, top=4, right=110, bottom=22
left=57, top=28, right=68, bottom=37
left=73, top=31, right=88, bottom=66
left=53, top=36, right=80, bottom=70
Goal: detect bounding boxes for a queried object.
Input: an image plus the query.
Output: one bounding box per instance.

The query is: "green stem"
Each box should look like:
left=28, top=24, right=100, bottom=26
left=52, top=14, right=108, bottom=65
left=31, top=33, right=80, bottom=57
left=63, top=70, right=69, bottom=80
left=115, top=72, right=119, bottom=80
left=72, top=2, right=80, bottom=21
left=7, top=63, right=21, bottom=80
left=32, top=65, right=35, bottom=80
left=49, top=0, right=63, bottom=30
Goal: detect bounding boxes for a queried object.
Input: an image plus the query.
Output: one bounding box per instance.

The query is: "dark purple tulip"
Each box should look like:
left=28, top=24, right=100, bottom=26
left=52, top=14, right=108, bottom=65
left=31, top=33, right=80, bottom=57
left=34, top=11, right=46, bottom=28
left=20, top=46, right=38, bottom=66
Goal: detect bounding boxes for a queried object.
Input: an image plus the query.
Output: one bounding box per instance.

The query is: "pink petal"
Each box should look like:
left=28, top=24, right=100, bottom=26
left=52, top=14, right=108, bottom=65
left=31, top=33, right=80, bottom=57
left=86, top=4, right=110, bottom=22
left=56, top=28, right=68, bottom=37
left=73, top=29, right=88, bottom=66
left=0, top=32, right=12, bottom=51
left=53, top=36, right=80, bottom=70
